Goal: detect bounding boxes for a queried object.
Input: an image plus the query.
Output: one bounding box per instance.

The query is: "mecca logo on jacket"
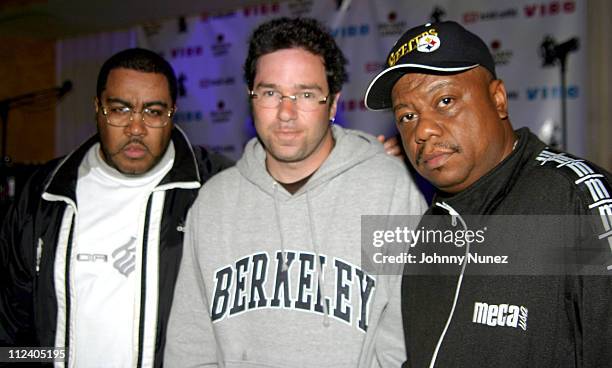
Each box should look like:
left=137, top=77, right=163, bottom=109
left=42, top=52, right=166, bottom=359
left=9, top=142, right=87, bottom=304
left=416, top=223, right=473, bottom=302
left=210, top=250, right=376, bottom=332
left=472, top=301, right=528, bottom=330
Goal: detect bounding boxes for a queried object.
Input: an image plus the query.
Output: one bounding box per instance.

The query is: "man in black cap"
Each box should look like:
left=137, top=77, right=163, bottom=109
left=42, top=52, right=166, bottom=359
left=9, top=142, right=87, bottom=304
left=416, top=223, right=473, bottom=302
left=365, top=21, right=612, bottom=367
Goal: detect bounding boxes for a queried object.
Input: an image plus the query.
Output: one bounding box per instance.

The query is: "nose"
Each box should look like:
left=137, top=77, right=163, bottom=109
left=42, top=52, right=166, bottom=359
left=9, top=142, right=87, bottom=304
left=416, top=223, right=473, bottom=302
left=277, top=96, right=298, bottom=122
left=124, top=111, right=147, bottom=136
left=414, top=113, right=442, bottom=144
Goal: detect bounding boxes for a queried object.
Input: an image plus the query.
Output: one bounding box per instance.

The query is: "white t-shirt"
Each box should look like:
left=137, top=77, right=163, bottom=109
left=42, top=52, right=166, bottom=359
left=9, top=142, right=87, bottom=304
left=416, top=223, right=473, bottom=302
left=72, top=142, right=174, bottom=368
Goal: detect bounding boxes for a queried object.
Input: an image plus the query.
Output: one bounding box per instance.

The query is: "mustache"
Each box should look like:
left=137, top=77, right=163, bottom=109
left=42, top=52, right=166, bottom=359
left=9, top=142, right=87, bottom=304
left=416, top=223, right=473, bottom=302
left=416, top=142, right=462, bottom=165
left=110, top=138, right=150, bottom=156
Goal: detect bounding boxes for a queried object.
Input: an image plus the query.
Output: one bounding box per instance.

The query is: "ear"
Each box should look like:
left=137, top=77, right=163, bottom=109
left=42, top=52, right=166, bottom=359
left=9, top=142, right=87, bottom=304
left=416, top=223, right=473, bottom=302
left=489, top=79, right=508, bottom=120
left=329, top=92, right=341, bottom=120
left=94, top=97, right=99, bottom=113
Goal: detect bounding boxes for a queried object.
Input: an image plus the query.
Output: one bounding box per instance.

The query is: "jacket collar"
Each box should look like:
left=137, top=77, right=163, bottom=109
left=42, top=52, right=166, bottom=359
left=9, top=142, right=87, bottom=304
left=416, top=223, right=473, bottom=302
left=431, top=127, right=546, bottom=215
left=43, top=126, right=201, bottom=203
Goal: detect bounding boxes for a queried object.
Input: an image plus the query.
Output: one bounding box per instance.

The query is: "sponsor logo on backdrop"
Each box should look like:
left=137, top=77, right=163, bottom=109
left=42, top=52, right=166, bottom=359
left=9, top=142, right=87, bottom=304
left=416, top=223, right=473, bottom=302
left=463, top=8, right=517, bottom=24
left=178, top=73, right=188, bottom=98
left=377, top=11, right=407, bottom=37
left=364, top=62, right=385, bottom=74
left=524, top=1, right=575, bottom=18
left=243, top=3, right=281, bottom=17
left=199, top=76, right=236, bottom=89
left=338, top=99, right=367, bottom=112
left=430, top=6, right=446, bottom=23
left=142, top=21, right=163, bottom=37
left=288, top=0, right=314, bottom=17
left=526, top=85, right=579, bottom=100
left=211, top=34, right=232, bottom=57
left=331, top=24, right=370, bottom=38
left=171, top=46, right=203, bottom=59
left=210, top=100, right=233, bottom=123
left=178, top=17, right=188, bottom=33
left=507, top=90, right=519, bottom=100
left=490, top=40, right=514, bottom=66
left=174, top=111, right=204, bottom=123
left=200, top=11, right=237, bottom=22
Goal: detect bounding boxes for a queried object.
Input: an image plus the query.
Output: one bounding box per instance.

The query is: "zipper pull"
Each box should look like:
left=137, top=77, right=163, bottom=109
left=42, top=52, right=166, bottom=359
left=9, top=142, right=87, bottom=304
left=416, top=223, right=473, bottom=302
left=36, top=238, right=43, bottom=273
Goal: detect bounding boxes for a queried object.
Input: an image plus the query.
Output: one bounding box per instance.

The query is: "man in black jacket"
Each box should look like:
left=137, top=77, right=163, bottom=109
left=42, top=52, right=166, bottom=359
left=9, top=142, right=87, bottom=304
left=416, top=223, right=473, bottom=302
left=0, top=48, right=231, bottom=367
left=365, top=21, right=612, bottom=367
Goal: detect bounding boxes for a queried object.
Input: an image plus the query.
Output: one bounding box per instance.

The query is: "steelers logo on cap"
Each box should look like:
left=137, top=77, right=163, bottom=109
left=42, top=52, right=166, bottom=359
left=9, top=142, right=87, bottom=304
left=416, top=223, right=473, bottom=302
left=417, top=35, right=441, bottom=53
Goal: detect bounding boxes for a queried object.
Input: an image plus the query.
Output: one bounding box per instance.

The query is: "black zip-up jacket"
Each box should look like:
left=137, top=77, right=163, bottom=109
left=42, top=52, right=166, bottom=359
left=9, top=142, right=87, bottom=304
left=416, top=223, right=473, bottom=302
left=402, top=128, right=612, bottom=367
left=0, top=127, right=232, bottom=367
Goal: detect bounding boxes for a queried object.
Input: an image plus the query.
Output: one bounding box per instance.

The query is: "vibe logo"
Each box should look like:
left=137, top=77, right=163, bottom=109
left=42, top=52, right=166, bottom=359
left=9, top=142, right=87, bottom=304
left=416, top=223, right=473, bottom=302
left=331, top=24, right=369, bottom=38
left=174, top=111, right=203, bottom=123
left=472, top=301, right=528, bottom=330
left=338, top=99, right=367, bottom=112
left=524, top=1, right=575, bottom=18
left=526, top=85, right=579, bottom=100
left=171, top=46, right=203, bottom=59
left=243, top=3, right=280, bottom=17
left=364, top=62, right=385, bottom=73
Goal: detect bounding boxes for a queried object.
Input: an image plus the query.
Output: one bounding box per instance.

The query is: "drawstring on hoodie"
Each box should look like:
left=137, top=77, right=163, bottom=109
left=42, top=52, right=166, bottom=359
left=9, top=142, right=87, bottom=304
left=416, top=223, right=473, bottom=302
left=272, top=183, right=289, bottom=272
left=429, top=202, right=471, bottom=368
left=271, top=182, right=331, bottom=327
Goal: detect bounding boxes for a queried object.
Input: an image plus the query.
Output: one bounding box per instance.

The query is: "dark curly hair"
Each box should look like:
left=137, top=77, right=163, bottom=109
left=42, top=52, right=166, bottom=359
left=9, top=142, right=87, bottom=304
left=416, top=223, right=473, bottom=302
left=96, top=48, right=178, bottom=104
left=244, top=17, right=348, bottom=96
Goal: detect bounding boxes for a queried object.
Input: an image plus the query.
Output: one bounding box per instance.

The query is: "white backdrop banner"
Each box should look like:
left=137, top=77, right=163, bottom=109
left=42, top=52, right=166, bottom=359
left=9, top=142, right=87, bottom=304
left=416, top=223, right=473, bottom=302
left=138, top=0, right=585, bottom=161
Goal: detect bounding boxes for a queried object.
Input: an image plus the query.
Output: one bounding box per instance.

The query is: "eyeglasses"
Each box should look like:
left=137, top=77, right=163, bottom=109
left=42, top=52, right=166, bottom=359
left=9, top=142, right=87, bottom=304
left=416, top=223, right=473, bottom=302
left=249, top=90, right=329, bottom=112
left=98, top=103, right=174, bottom=128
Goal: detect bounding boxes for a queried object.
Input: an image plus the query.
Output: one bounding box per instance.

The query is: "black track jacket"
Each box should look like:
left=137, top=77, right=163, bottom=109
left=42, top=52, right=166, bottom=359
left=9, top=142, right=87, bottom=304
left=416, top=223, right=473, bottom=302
left=0, top=127, right=232, bottom=367
left=402, top=128, right=612, bottom=368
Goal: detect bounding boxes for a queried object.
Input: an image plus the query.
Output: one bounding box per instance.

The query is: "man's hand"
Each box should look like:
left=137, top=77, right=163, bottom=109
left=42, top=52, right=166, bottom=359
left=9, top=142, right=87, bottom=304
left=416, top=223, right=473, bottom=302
left=377, top=135, right=403, bottom=158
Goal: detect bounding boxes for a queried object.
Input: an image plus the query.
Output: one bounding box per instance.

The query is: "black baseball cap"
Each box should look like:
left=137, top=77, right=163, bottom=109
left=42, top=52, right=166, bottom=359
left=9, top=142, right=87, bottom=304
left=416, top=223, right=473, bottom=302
left=364, top=21, right=496, bottom=111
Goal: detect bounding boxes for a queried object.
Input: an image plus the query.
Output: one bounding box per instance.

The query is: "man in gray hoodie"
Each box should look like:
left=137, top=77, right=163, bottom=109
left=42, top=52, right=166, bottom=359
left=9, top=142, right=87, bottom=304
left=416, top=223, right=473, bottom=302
left=164, top=17, right=426, bottom=367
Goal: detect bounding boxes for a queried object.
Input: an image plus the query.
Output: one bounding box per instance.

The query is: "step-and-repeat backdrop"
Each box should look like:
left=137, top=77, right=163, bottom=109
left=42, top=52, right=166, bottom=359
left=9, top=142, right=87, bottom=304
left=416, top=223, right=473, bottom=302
left=136, top=0, right=585, bottom=161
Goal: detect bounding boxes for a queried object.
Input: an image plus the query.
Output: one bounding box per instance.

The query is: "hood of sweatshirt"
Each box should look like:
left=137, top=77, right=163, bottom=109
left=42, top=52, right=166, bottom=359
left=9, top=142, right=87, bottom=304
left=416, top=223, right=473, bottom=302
left=235, top=125, right=387, bottom=327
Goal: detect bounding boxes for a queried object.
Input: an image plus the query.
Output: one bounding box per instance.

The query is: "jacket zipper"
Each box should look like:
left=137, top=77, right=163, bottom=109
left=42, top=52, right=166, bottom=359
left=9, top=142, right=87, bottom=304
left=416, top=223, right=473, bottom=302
left=36, top=238, right=43, bottom=274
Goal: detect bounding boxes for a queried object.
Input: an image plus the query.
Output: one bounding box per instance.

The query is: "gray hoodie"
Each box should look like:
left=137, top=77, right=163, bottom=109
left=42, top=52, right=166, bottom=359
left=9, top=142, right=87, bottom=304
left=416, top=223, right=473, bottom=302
left=165, top=126, right=426, bottom=367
